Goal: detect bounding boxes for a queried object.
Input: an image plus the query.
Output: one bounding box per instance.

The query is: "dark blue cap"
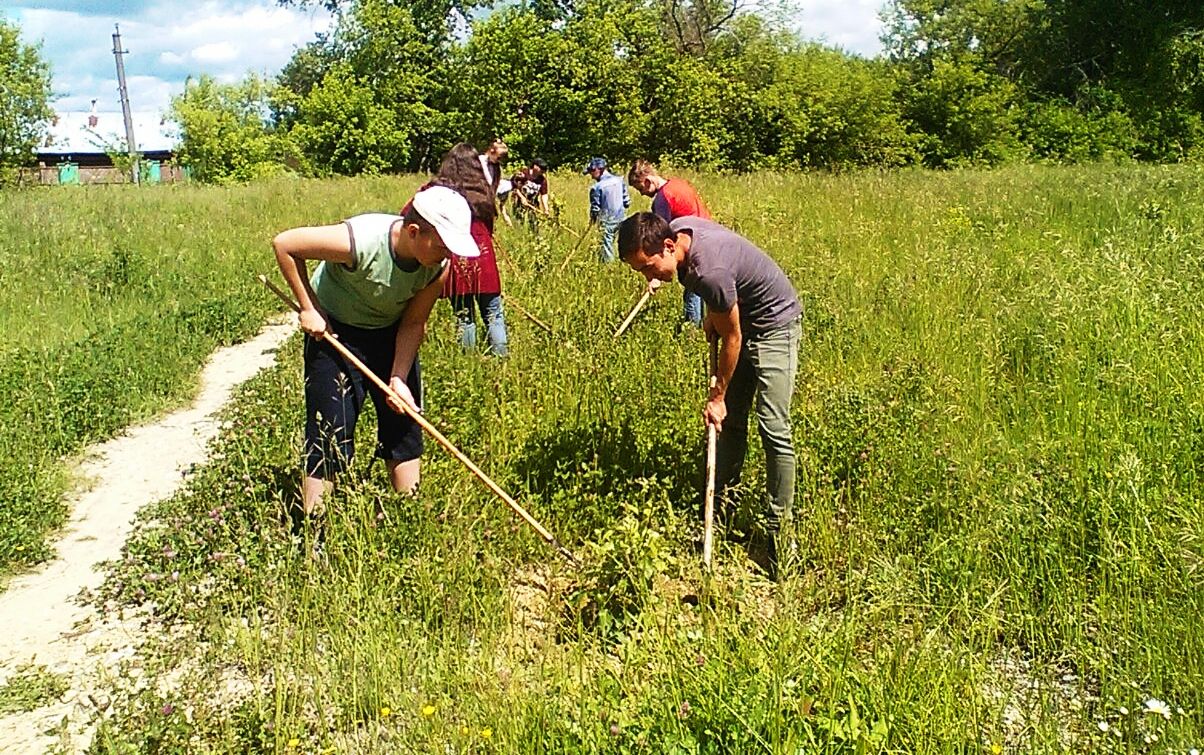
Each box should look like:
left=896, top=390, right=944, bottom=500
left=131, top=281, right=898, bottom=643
left=582, top=157, right=607, bottom=174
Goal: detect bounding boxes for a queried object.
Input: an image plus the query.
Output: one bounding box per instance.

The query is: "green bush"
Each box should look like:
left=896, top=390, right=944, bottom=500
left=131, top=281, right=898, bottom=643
left=1020, top=99, right=1137, bottom=163
left=902, top=56, right=1026, bottom=167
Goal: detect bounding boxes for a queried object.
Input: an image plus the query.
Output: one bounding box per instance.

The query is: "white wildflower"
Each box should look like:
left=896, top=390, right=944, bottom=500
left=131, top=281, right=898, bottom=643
left=1097, top=721, right=1109, bottom=733
left=1119, top=706, right=1129, bottom=715
left=1144, top=698, right=1172, bottom=720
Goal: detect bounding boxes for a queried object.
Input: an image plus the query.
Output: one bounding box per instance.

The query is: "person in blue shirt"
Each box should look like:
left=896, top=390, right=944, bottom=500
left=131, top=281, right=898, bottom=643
left=584, top=157, right=630, bottom=263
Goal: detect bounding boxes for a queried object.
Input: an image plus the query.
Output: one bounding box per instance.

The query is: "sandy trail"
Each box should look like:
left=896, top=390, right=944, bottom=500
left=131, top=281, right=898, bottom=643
left=0, top=319, right=293, bottom=754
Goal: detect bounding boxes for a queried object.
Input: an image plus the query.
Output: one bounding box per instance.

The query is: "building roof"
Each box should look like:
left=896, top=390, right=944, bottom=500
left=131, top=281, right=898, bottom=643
left=40, top=108, right=178, bottom=155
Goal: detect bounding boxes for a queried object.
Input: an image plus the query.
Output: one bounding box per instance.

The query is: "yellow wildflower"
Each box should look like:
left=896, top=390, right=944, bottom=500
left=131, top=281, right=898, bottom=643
left=380, top=706, right=392, bottom=718
left=990, top=744, right=1002, bottom=755
left=481, top=727, right=493, bottom=740
left=288, top=739, right=300, bottom=748
left=422, top=704, right=436, bottom=717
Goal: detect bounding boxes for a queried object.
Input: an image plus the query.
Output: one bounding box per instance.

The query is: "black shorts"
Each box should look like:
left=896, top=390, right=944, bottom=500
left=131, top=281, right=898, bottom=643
left=303, top=317, right=423, bottom=479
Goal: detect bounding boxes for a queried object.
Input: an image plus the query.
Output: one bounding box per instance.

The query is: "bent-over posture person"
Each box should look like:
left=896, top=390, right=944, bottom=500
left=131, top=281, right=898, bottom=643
left=511, top=158, right=550, bottom=224
left=404, top=142, right=510, bottom=356
left=584, top=157, right=629, bottom=262
left=272, top=186, right=480, bottom=527
left=628, top=160, right=711, bottom=326
left=617, top=212, right=802, bottom=579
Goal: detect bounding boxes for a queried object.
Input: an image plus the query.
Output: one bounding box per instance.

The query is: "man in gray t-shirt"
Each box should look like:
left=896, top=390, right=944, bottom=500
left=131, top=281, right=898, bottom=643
left=617, top=212, right=802, bottom=580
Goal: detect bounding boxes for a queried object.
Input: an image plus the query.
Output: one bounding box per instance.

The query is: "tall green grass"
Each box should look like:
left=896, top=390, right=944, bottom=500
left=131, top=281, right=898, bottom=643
left=7, top=165, right=1204, bottom=751
left=0, top=176, right=424, bottom=572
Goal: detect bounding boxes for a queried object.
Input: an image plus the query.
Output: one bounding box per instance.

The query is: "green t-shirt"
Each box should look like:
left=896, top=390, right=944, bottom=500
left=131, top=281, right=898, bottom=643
left=310, top=213, right=446, bottom=329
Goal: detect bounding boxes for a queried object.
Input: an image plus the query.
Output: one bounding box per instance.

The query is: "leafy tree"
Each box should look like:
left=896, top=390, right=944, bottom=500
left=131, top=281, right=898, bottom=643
left=657, top=0, right=743, bottom=56
left=881, top=0, right=1042, bottom=76
left=1019, top=96, right=1135, bottom=163
left=263, top=0, right=1202, bottom=172
left=1028, top=1, right=1204, bottom=160
left=274, top=0, right=464, bottom=170
left=902, top=54, right=1024, bottom=167
left=287, top=64, right=414, bottom=174
left=0, top=19, right=53, bottom=176
left=277, top=0, right=491, bottom=50
left=760, top=46, right=917, bottom=170
left=449, top=0, right=657, bottom=167
left=171, top=74, right=300, bottom=183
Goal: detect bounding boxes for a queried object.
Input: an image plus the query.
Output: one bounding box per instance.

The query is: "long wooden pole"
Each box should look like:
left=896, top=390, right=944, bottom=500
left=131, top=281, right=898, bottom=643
left=506, top=296, right=554, bottom=334
left=703, top=338, right=719, bottom=570
left=493, top=239, right=518, bottom=273
left=613, top=288, right=653, bottom=339
left=259, top=275, right=578, bottom=566
left=557, top=221, right=595, bottom=274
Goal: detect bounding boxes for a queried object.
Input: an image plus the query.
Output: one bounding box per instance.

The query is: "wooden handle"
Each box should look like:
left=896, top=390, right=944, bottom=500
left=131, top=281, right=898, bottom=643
left=258, top=275, right=578, bottom=566
left=556, top=221, right=595, bottom=274
left=702, top=338, right=719, bottom=570
left=507, top=296, right=554, bottom=334
left=613, top=288, right=653, bottom=339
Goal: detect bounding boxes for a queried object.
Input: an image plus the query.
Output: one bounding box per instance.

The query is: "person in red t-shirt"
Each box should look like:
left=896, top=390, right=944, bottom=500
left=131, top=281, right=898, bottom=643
left=628, top=159, right=711, bottom=326
left=404, top=143, right=509, bottom=356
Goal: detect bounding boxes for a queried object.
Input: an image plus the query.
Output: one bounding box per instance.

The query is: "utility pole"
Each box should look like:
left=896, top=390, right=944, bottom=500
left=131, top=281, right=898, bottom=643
left=112, top=24, right=139, bottom=184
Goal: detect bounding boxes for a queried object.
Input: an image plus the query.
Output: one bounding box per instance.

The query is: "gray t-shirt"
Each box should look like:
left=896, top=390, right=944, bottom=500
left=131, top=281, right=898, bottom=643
left=671, top=216, right=801, bottom=336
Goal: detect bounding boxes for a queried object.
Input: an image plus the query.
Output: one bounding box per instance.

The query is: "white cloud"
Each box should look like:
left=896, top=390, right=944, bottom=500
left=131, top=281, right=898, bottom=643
left=189, top=41, right=239, bottom=64
left=795, top=0, right=884, bottom=57
left=11, top=1, right=332, bottom=113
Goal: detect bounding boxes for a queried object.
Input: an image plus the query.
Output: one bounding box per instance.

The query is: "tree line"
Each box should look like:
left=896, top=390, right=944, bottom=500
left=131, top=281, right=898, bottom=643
left=3, top=1, right=1204, bottom=183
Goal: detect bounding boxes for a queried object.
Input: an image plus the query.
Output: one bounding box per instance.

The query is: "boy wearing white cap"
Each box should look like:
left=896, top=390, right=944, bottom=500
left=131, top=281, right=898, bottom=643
left=272, top=185, right=480, bottom=520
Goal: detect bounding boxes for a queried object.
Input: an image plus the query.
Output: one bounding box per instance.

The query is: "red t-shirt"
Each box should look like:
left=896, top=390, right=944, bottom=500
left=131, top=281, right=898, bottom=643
left=652, top=178, right=710, bottom=221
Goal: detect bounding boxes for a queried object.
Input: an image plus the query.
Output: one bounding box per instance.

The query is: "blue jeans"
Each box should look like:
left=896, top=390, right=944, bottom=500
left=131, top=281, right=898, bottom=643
left=598, top=220, right=620, bottom=263
left=683, top=290, right=703, bottom=326
left=451, top=293, right=508, bottom=356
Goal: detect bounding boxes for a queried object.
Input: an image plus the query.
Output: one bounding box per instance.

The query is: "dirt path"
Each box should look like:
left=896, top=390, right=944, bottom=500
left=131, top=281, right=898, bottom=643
left=0, top=319, right=293, bottom=754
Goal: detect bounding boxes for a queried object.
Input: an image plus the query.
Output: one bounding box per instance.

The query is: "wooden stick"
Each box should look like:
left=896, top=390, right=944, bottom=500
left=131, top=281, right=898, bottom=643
left=613, top=288, right=653, bottom=339
left=506, top=296, right=554, bottom=334
left=703, top=338, right=719, bottom=571
left=513, top=190, right=548, bottom=218
left=492, top=239, right=518, bottom=273
left=258, top=275, right=578, bottom=566
left=557, top=221, right=595, bottom=274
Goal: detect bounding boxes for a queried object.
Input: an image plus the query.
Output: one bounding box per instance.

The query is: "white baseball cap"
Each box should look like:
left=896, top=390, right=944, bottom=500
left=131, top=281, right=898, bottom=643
left=410, top=185, right=480, bottom=258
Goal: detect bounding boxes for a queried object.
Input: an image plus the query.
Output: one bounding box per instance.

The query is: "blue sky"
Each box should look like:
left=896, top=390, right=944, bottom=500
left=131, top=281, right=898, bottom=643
left=5, top=0, right=884, bottom=115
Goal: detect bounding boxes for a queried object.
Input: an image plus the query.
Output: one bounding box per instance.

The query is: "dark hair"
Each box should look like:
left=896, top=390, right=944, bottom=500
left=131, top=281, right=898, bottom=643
left=401, top=204, right=435, bottom=232
left=618, top=212, right=673, bottom=261
left=532, top=158, right=549, bottom=172
left=433, top=142, right=496, bottom=224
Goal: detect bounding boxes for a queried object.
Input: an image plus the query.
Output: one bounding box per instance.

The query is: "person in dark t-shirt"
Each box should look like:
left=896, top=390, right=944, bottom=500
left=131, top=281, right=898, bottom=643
left=617, top=212, right=802, bottom=580
left=510, top=158, right=550, bottom=225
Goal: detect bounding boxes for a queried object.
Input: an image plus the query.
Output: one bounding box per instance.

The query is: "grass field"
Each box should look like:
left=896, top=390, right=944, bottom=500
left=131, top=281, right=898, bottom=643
left=3, top=165, right=1203, bottom=751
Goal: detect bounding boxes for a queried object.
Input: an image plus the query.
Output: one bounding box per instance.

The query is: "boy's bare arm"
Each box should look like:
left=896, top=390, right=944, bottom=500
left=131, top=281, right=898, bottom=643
left=386, top=266, right=449, bottom=413
left=271, top=223, right=354, bottom=336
